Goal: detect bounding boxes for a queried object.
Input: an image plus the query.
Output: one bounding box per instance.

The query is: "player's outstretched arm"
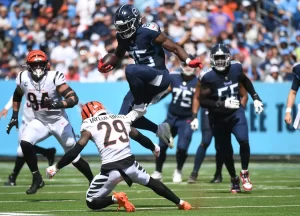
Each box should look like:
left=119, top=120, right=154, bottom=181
left=129, top=127, right=160, bottom=157
left=46, top=84, right=79, bottom=109
left=285, top=90, right=297, bottom=125
left=46, top=130, right=91, bottom=178
left=0, top=96, right=13, bottom=119
left=7, top=86, right=23, bottom=134
left=190, top=80, right=201, bottom=130
left=154, top=33, right=203, bottom=69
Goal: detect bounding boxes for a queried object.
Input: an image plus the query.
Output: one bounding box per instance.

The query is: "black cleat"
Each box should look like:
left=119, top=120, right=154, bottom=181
left=46, top=148, right=56, bottom=166
left=4, top=174, right=16, bottom=186
left=187, top=172, right=198, bottom=184
left=210, top=174, right=222, bottom=183
left=26, top=173, right=45, bottom=195
left=231, top=176, right=241, bottom=194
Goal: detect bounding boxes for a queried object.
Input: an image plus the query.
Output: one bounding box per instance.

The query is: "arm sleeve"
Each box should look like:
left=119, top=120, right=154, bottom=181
left=291, top=74, right=300, bottom=91
left=238, top=73, right=260, bottom=100
left=4, top=96, right=13, bottom=110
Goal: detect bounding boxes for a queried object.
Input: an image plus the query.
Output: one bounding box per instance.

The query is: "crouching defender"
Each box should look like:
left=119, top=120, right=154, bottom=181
left=46, top=101, right=192, bottom=212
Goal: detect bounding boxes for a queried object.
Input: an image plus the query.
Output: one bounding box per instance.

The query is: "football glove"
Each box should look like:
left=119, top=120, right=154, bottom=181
left=44, top=97, right=64, bottom=110
left=190, top=118, right=199, bottom=131
left=152, top=144, right=160, bottom=158
left=98, top=58, right=113, bottom=73
left=6, top=113, right=18, bottom=134
left=187, top=58, right=203, bottom=69
left=46, top=165, right=59, bottom=179
left=254, top=100, right=264, bottom=114
left=224, top=97, right=240, bottom=109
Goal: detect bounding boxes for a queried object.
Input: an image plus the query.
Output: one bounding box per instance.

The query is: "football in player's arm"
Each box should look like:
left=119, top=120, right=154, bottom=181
left=285, top=63, right=300, bottom=125
left=46, top=101, right=192, bottom=211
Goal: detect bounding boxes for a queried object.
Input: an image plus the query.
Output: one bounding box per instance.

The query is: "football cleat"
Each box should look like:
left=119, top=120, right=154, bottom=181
left=173, top=169, right=182, bottom=183
left=210, top=174, right=222, bottom=183
left=230, top=176, right=241, bottom=194
left=4, top=174, right=16, bottom=186
left=113, top=192, right=135, bottom=212
left=187, top=172, right=198, bottom=184
left=240, top=170, right=252, bottom=191
left=26, top=172, right=45, bottom=195
left=151, top=171, right=162, bottom=181
left=178, top=201, right=192, bottom=210
left=46, top=148, right=56, bottom=166
left=156, top=122, right=174, bottom=148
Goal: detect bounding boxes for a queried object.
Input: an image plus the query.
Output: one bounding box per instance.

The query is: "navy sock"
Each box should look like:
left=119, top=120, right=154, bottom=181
left=192, top=143, right=207, bottom=173
left=155, top=143, right=168, bottom=172
left=12, top=156, right=25, bottom=178
left=176, top=149, right=187, bottom=171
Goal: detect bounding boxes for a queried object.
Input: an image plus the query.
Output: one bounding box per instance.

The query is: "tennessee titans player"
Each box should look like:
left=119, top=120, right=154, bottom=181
left=188, top=86, right=248, bottom=184
left=191, top=44, right=263, bottom=193
left=98, top=4, right=203, bottom=148
left=151, top=62, right=197, bottom=182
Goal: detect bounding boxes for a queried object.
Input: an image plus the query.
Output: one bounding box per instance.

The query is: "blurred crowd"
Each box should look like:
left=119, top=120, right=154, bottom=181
left=0, top=0, right=300, bottom=83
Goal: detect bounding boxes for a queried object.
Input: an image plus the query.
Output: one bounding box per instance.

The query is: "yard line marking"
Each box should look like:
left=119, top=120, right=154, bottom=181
left=0, top=195, right=299, bottom=203
left=0, top=213, right=48, bottom=216
left=8, top=204, right=300, bottom=214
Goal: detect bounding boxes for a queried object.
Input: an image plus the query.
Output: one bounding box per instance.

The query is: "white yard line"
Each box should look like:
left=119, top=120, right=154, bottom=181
left=0, top=195, right=298, bottom=203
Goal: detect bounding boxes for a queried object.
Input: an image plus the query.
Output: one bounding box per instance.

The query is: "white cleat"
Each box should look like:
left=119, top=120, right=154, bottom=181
left=156, top=122, right=174, bottom=148
left=151, top=171, right=162, bottom=181
left=173, top=169, right=182, bottom=183
left=240, top=170, right=253, bottom=191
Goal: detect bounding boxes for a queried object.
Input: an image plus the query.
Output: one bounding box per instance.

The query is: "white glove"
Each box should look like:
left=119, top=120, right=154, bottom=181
left=46, top=165, right=59, bottom=179
left=152, top=144, right=160, bottom=158
left=224, top=97, right=240, bottom=109
left=254, top=100, right=264, bottom=114
left=190, top=118, right=199, bottom=131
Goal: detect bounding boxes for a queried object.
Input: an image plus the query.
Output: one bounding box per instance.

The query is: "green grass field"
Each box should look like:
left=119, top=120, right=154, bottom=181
left=1, top=161, right=300, bottom=216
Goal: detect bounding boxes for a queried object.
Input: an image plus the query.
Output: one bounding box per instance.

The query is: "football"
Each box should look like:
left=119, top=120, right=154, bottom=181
left=99, top=53, right=118, bottom=73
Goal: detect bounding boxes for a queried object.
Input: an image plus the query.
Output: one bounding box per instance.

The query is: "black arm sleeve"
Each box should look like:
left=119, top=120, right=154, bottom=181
left=291, top=75, right=300, bottom=91
left=56, top=143, right=84, bottom=169
left=238, top=73, right=261, bottom=101
left=130, top=129, right=155, bottom=151
left=13, top=88, right=23, bottom=102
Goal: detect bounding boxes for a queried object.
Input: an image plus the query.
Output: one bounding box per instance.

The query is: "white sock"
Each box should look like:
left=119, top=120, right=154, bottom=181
left=179, top=200, right=184, bottom=205
left=112, top=195, right=118, bottom=203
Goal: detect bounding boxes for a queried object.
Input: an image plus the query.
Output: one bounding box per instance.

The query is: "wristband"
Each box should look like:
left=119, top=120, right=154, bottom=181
left=185, top=58, right=191, bottom=65
left=192, top=113, right=197, bottom=119
left=285, top=107, right=292, bottom=113
left=12, top=110, right=18, bottom=118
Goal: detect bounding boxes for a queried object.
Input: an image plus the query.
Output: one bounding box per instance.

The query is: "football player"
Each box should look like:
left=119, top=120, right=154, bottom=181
left=191, top=44, right=263, bottom=193
left=150, top=61, right=198, bottom=182
left=6, top=50, right=94, bottom=194
left=188, top=86, right=248, bottom=184
left=98, top=4, right=203, bottom=149
left=46, top=101, right=192, bottom=212
left=285, top=63, right=300, bottom=127
left=1, top=96, right=56, bottom=186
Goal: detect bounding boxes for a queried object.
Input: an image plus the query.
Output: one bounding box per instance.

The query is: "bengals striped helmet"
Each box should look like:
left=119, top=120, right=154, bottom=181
left=81, top=101, right=107, bottom=120
left=26, top=50, right=49, bottom=82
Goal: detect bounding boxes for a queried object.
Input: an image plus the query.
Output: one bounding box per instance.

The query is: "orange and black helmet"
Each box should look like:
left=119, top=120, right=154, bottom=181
left=81, top=101, right=107, bottom=120
left=26, top=50, right=49, bottom=82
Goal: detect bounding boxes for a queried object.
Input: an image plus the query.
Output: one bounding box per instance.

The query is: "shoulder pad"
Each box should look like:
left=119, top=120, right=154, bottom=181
left=230, top=60, right=241, bottom=65
left=142, top=22, right=159, bottom=32
left=293, top=63, right=300, bottom=79
left=199, top=68, right=212, bottom=81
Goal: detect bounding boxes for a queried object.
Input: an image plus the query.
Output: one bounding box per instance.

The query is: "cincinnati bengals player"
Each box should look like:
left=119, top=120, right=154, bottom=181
left=46, top=101, right=192, bottom=212
left=6, top=50, right=94, bottom=194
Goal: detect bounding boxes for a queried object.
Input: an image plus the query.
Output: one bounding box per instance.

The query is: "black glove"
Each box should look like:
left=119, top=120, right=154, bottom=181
left=6, top=111, right=19, bottom=134
left=44, top=98, right=64, bottom=110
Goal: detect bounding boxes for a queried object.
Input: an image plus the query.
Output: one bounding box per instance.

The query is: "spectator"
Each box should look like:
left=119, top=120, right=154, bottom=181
left=264, top=65, right=283, bottom=83
left=65, top=66, right=80, bottom=81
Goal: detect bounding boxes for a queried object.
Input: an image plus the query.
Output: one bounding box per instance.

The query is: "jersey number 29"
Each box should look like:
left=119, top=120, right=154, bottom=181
left=97, top=120, right=129, bottom=147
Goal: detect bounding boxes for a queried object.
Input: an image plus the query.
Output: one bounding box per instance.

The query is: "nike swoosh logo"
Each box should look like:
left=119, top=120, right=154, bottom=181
left=164, top=135, right=170, bottom=144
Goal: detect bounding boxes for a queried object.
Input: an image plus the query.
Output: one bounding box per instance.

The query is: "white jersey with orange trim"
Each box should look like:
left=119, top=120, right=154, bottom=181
left=16, top=70, right=67, bottom=124
left=80, top=113, right=138, bottom=165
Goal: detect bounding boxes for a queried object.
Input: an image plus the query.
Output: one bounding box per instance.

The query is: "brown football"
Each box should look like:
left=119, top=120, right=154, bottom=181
left=102, top=53, right=118, bottom=67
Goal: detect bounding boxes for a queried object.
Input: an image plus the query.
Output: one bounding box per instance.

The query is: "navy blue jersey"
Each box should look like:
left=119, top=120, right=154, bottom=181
left=117, top=22, right=166, bottom=69
left=199, top=61, right=242, bottom=116
left=168, top=72, right=198, bottom=118
left=291, top=63, right=300, bottom=91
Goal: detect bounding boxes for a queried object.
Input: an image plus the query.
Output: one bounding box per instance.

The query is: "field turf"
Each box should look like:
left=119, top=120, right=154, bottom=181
left=0, top=161, right=300, bottom=216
